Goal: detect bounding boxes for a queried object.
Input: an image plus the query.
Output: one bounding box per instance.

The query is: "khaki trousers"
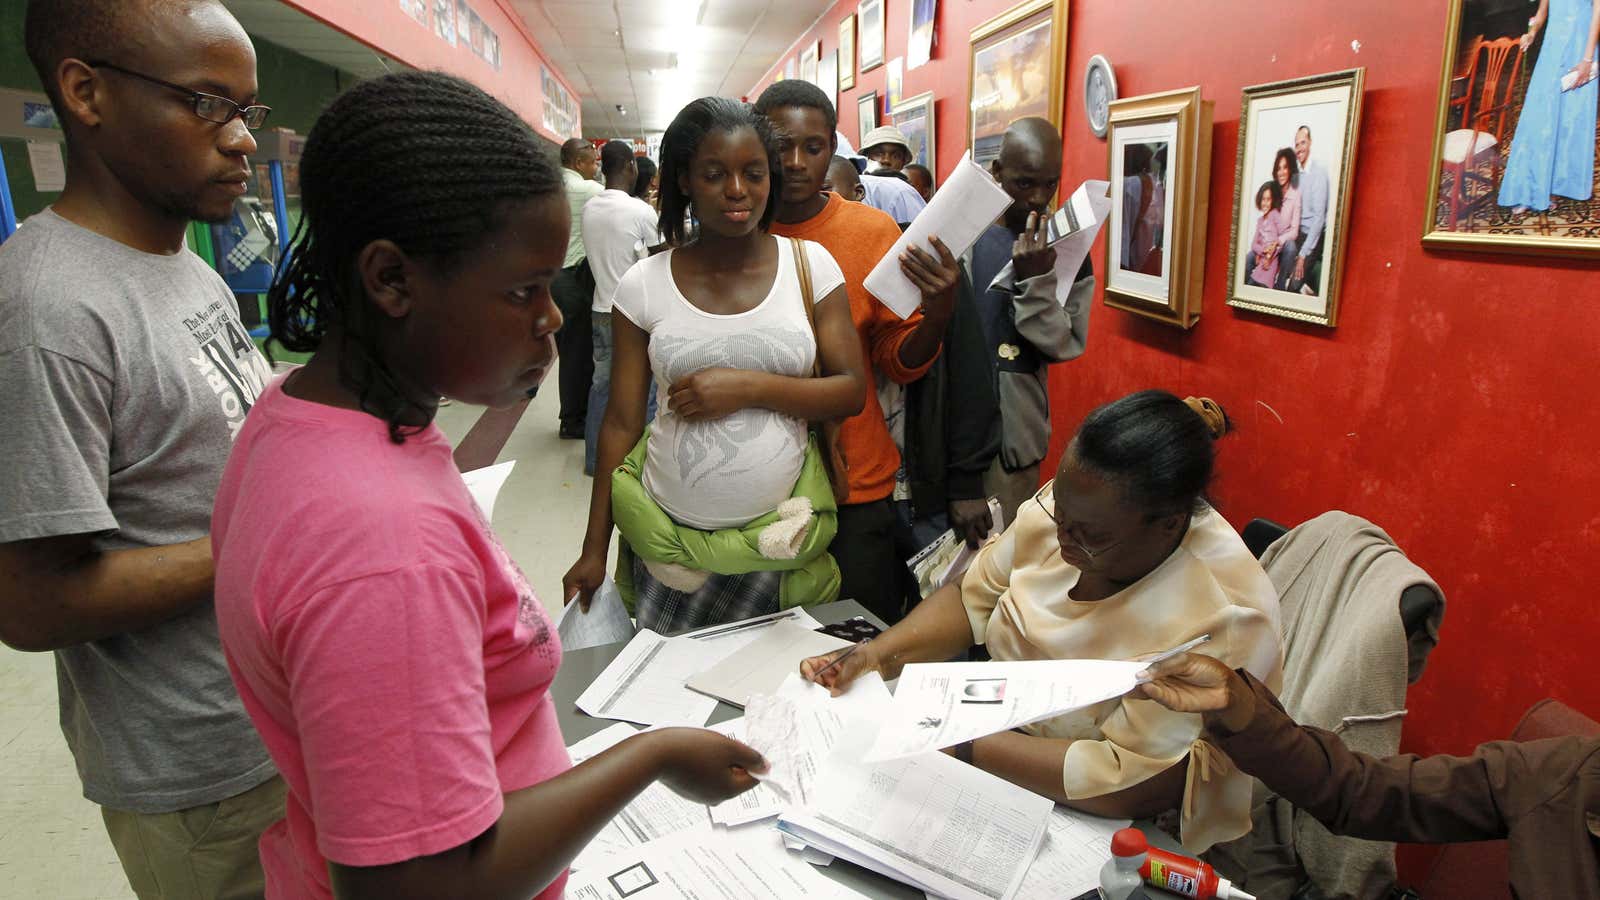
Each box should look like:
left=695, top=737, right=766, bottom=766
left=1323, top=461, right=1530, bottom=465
left=101, top=775, right=286, bottom=900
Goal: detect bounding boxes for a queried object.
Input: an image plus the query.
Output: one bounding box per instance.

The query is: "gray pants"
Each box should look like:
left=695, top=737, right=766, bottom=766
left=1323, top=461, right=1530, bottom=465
left=984, top=458, right=1041, bottom=531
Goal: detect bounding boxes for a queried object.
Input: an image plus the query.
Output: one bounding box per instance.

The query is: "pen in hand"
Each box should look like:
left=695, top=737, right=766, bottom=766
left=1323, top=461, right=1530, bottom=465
left=809, top=638, right=870, bottom=682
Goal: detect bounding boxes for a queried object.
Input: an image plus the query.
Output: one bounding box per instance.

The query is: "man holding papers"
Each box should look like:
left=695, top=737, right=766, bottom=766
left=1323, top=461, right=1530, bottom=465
left=966, top=118, right=1097, bottom=524
left=802, top=391, right=1283, bottom=854
left=754, top=80, right=959, bottom=621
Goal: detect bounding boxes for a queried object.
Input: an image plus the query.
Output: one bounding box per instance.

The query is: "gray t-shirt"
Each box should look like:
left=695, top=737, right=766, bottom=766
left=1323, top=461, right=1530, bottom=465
left=0, top=209, right=276, bottom=813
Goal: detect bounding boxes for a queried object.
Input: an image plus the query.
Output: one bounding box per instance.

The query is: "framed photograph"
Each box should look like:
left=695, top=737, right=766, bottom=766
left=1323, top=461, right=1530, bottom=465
left=800, top=40, right=820, bottom=87
left=1104, top=87, right=1214, bottom=329
left=1227, top=69, right=1365, bottom=327
left=784, top=56, right=797, bottom=82
left=838, top=14, right=857, bottom=91
left=818, top=50, right=839, bottom=114
left=886, top=58, right=904, bottom=114
left=908, top=0, right=938, bottom=70
left=859, top=0, right=886, bottom=72
left=894, top=91, right=937, bottom=173
left=968, top=0, right=1068, bottom=167
left=1422, top=0, right=1600, bottom=257
left=857, top=91, right=880, bottom=146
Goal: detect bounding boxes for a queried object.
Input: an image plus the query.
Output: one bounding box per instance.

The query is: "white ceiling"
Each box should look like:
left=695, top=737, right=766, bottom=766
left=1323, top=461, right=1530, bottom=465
left=224, top=0, right=401, bottom=79
left=510, top=0, right=833, bottom=138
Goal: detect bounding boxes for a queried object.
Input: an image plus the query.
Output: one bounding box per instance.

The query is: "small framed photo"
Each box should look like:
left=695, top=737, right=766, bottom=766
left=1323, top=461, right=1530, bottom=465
left=857, top=91, right=880, bottom=146
left=894, top=91, right=937, bottom=174
left=968, top=0, right=1068, bottom=167
left=858, top=0, right=886, bottom=72
left=800, top=40, right=820, bottom=87
left=1227, top=69, right=1365, bottom=327
left=838, top=14, right=857, bottom=91
left=1104, top=86, right=1213, bottom=329
left=1422, top=0, right=1600, bottom=257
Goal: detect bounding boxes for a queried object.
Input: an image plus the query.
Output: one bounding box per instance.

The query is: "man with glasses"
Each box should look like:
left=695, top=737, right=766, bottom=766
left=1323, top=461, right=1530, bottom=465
left=0, top=2, right=281, bottom=896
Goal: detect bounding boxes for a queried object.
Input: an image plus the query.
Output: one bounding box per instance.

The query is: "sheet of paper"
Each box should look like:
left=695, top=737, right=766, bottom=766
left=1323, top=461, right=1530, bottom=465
left=575, top=630, right=720, bottom=727
left=705, top=718, right=788, bottom=826
left=989, top=180, right=1113, bottom=310
left=574, top=609, right=825, bottom=727
left=864, top=658, right=1147, bottom=761
left=566, top=825, right=866, bottom=900
left=742, top=672, right=893, bottom=808
left=459, top=460, right=515, bottom=523
left=863, top=151, right=1014, bottom=318
left=564, top=722, right=715, bottom=871
left=556, top=577, right=635, bottom=652
left=1013, top=808, right=1129, bottom=900
left=686, top=619, right=851, bottom=707
left=779, top=748, right=1054, bottom=900
left=26, top=141, right=65, bottom=191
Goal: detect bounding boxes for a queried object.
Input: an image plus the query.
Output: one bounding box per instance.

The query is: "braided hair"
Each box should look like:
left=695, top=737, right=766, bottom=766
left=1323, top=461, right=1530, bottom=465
left=268, top=71, right=562, bottom=443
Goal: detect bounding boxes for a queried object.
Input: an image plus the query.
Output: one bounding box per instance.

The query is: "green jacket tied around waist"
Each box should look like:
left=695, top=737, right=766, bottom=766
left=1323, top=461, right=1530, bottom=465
left=611, top=429, right=841, bottom=613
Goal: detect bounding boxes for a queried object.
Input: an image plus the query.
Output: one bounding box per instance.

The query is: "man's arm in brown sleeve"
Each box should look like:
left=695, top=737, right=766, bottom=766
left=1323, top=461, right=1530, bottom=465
left=1207, top=671, right=1523, bottom=844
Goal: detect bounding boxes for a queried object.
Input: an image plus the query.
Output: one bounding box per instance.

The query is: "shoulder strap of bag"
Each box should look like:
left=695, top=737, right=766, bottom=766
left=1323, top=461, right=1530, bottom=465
left=790, top=237, right=821, bottom=378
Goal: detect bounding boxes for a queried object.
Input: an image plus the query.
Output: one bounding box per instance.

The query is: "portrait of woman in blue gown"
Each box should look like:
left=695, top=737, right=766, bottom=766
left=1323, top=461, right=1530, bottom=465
left=1497, top=0, right=1600, bottom=212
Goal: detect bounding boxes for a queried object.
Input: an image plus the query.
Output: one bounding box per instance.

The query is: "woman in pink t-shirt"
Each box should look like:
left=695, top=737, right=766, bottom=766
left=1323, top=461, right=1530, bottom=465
left=212, top=72, right=764, bottom=900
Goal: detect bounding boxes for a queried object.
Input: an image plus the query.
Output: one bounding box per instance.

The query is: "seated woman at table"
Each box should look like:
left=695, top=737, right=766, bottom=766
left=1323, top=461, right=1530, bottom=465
left=213, top=73, right=764, bottom=900
left=802, top=390, right=1283, bottom=852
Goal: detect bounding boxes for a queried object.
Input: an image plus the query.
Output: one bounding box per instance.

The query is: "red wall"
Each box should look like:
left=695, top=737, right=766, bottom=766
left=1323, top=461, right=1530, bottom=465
left=280, top=0, right=578, bottom=142
left=756, top=0, right=1600, bottom=883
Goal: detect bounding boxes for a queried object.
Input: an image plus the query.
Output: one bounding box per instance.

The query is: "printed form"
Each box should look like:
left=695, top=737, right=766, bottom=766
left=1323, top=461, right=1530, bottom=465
left=564, top=723, right=713, bottom=871
left=778, top=747, right=1053, bottom=900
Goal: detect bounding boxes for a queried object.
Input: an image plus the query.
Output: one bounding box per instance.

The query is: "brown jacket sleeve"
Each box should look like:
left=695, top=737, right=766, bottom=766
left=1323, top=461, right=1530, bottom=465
left=1210, top=672, right=1597, bottom=845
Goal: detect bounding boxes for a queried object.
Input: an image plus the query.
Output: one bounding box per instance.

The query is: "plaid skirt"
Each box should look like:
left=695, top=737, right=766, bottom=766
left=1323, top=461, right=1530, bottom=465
left=631, top=554, right=781, bottom=635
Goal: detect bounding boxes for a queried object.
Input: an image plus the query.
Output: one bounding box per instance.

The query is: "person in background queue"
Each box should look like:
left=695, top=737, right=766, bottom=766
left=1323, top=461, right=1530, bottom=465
left=860, top=124, right=913, bottom=173
left=905, top=162, right=935, bottom=202
left=631, top=154, right=658, bottom=207
left=803, top=392, right=1283, bottom=854
left=753, top=79, right=959, bottom=625
left=554, top=137, right=602, bottom=440
left=0, top=2, right=283, bottom=896
left=216, top=72, right=765, bottom=900
left=1135, top=652, right=1600, bottom=898
left=967, top=116, right=1094, bottom=525
left=580, top=141, right=662, bottom=476
left=823, top=154, right=865, bottom=203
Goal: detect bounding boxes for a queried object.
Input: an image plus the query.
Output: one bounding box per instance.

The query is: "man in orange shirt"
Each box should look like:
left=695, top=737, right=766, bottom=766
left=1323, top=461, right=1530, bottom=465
left=754, top=81, right=959, bottom=623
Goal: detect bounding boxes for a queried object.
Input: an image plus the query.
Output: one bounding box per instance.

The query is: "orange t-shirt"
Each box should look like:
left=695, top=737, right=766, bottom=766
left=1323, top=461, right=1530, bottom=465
left=771, top=193, right=937, bottom=505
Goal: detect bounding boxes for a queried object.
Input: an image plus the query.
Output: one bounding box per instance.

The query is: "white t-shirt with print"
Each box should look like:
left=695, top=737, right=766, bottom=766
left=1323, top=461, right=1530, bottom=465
left=611, top=236, right=845, bottom=530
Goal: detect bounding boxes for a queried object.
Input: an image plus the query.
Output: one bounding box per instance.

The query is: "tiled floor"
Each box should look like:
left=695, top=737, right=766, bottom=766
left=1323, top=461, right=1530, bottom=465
left=0, top=374, right=592, bottom=898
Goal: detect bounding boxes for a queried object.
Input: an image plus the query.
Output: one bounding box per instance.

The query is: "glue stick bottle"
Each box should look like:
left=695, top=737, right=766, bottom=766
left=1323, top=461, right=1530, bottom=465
left=1139, top=846, right=1256, bottom=900
left=1098, top=828, right=1149, bottom=900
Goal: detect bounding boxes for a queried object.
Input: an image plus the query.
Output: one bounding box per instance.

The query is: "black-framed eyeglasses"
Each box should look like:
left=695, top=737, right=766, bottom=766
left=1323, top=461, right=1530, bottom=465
left=1032, top=480, right=1130, bottom=561
left=86, top=61, right=271, bottom=130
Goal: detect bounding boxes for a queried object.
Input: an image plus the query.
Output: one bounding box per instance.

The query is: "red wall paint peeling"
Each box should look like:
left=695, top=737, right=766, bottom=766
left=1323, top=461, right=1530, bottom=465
left=277, top=0, right=579, bottom=142
left=755, top=0, right=1600, bottom=885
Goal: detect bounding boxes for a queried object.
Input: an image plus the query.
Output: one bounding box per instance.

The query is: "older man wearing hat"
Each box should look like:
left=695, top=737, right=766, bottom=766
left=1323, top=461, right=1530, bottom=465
left=861, top=125, right=913, bottom=173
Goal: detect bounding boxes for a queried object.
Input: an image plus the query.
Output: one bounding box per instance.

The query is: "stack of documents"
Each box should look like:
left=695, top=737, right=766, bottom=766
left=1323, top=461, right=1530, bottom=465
left=575, top=608, right=822, bottom=727
left=778, top=748, right=1054, bottom=900
left=906, top=498, right=1004, bottom=598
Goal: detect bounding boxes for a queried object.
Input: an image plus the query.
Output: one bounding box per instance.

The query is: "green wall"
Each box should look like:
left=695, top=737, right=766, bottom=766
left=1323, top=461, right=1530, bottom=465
left=0, top=1, right=350, bottom=223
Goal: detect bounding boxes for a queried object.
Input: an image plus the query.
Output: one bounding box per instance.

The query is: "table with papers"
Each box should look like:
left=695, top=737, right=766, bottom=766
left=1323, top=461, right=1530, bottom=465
left=551, top=600, right=1181, bottom=900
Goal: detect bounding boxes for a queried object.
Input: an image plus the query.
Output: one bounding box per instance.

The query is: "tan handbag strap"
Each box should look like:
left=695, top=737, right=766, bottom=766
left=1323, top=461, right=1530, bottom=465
left=790, top=237, right=822, bottom=378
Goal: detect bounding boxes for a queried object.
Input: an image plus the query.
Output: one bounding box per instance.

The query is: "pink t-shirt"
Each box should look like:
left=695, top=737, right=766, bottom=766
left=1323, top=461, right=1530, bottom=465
left=213, top=377, right=570, bottom=900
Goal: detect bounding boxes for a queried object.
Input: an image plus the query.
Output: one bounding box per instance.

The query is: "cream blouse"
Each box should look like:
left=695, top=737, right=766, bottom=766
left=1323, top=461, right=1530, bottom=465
left=960, top=492, right=1283, bottom=852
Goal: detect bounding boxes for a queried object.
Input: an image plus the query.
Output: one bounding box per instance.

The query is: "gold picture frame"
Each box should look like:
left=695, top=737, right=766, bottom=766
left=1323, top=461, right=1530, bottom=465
left=859, top=0, right=885, bottom=72
left=800, top=40, right=820, bottom=87
left=857, top=91, right=880, bottom=146
left=838, top=14, right=856, bottom=91
left=967, top=0, right=1068, bottom=168
left=1226, top=68, right=1364, bottom=328
left=1104, top=86, right=1213, bottom=329
left=894, top=90, right=936, bottom=174
left=1422, top=0, right=1600, bottom=258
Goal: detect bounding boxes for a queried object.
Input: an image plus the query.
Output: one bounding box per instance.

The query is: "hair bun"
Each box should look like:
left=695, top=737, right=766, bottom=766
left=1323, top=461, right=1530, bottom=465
left=1182, top=396, right=1230, bottom=439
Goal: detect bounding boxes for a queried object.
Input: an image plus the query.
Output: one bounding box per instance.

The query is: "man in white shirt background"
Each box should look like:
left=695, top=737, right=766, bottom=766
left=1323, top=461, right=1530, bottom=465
left=555, top=138, right=603, bottom=439
left=580, top=141, right=662, bottom=475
